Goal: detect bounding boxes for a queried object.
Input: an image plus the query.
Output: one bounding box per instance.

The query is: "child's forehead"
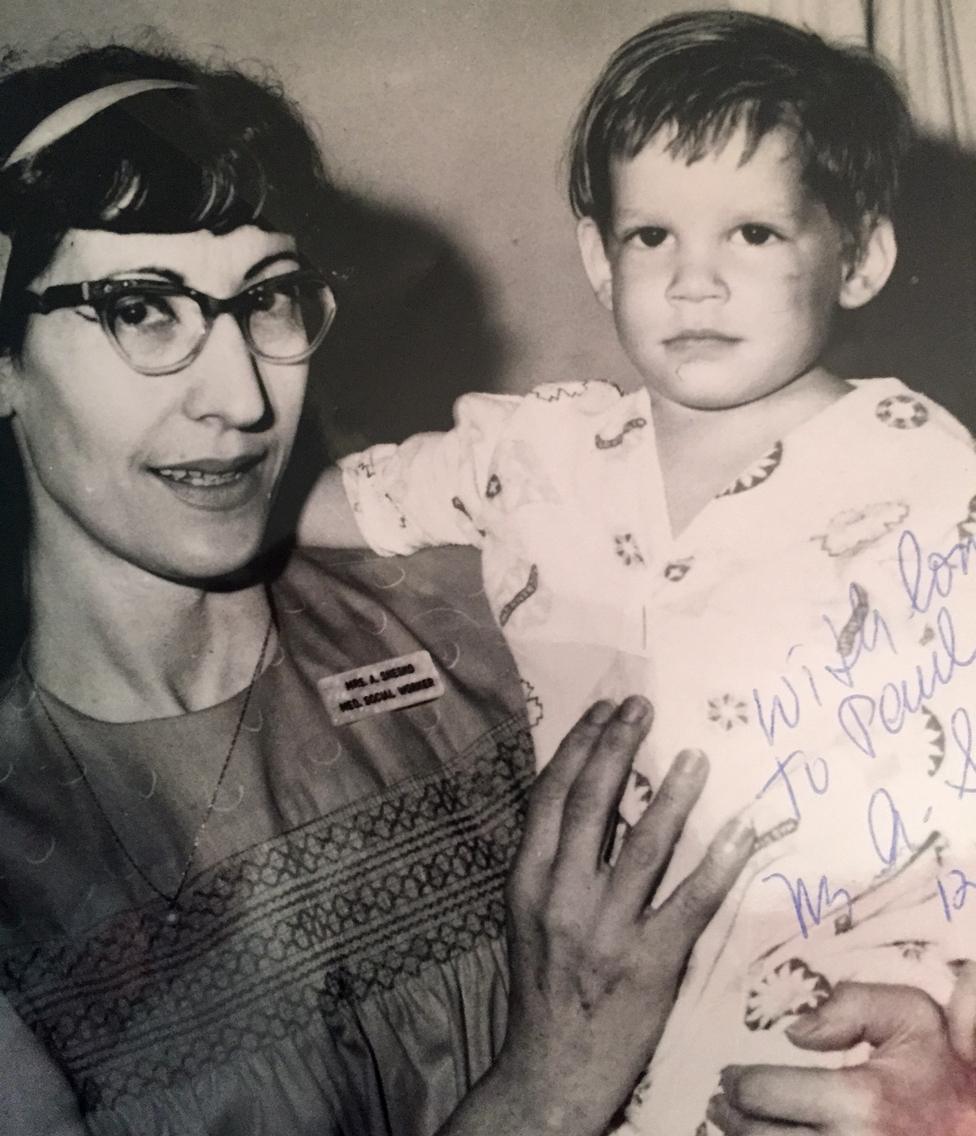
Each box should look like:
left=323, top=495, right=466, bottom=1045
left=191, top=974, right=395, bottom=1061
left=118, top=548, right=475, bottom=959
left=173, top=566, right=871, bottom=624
left=611, top=122, right=814, bottom=208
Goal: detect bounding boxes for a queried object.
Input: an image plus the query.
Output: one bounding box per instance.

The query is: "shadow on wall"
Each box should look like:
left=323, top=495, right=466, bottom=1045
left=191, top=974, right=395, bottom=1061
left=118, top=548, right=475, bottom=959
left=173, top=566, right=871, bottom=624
left=268, top=192, right=511, bottom=547
left=311, top=195, right=511, bottom=453
left=828, top=134, right=976, bottom=432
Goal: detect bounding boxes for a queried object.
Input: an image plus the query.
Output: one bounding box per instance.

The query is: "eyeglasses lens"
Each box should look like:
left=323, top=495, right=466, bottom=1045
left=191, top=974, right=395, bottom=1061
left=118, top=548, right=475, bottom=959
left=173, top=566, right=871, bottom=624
left=244, top=277, right=334, bottom=362
left=105, top=276, right=334, bottom=373
left=108, top=292, right=206, bottom=373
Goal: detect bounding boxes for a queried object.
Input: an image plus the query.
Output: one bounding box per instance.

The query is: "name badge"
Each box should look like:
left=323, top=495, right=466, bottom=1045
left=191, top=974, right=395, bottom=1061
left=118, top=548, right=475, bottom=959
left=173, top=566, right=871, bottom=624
left=318, top=649, right=445, bottom=726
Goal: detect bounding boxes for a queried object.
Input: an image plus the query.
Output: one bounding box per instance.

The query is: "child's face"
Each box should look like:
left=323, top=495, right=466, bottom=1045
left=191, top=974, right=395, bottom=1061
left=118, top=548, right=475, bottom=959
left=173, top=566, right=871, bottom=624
left=578, top=124, right=875, bottom=412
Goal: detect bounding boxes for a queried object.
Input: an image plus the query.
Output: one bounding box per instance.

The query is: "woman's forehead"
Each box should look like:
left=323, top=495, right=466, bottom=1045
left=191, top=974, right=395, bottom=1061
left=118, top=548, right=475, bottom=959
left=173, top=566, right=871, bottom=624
left=37, top=227, right=299, bottom=289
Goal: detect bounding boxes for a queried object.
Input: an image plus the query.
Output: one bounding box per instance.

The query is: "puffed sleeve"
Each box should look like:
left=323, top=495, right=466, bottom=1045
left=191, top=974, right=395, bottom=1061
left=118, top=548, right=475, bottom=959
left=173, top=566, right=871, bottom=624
left=338, top=391, right=523, bottom=556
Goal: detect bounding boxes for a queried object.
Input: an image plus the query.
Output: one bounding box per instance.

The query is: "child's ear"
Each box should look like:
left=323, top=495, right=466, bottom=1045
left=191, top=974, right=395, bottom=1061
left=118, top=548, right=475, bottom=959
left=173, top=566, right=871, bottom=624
left=838, top=217, right=897, bottom=310
left=576, top=217, right=614, bottom=311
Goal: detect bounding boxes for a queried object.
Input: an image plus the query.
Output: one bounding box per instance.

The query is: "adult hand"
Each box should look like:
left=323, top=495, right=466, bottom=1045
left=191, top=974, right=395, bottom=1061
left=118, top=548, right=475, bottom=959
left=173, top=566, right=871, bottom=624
left=710, top=982, right=976, bottom=1136
left=442, top=695, right=754, bottom=1136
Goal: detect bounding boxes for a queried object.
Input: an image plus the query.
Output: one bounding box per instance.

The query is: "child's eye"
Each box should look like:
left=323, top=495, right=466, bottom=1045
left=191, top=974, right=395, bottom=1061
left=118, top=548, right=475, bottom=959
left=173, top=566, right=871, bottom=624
left=735, top=224, right=781, bottom=247
left=627, top=226, right=669, bottom=249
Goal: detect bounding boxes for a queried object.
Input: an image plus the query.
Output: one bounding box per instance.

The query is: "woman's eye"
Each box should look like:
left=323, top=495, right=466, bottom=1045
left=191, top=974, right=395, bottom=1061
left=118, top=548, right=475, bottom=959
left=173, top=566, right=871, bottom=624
left=112, top=294, right=177, bottom=327
left=736, top=224, right=780, bottom=247
left=247, top=287, right=276, bottom=313
left=245, top=283, right=303, bottom=324
left=630, top=227, right=668, bottom=249
left=246, top=284, right=292, bottom=315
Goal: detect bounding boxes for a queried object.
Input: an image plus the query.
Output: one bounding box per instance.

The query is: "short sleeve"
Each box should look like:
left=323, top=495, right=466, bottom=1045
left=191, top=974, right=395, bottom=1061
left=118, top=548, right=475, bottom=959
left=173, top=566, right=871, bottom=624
left=338, top=392, right=523, bottom=556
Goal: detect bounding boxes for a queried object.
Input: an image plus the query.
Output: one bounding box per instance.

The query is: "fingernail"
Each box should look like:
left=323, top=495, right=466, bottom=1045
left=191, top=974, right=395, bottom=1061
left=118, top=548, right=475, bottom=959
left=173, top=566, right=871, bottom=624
left=674, top=748, right=707, bottom=776
left=586, top=700, right=615, bottom=725
left=719, top=1065, right=742, bottom=1092
left=619, top=695, right=651, bottom=724
left=716, top=814, right=755, bottom=853
left=785, top=1011, right=820, bottom=1037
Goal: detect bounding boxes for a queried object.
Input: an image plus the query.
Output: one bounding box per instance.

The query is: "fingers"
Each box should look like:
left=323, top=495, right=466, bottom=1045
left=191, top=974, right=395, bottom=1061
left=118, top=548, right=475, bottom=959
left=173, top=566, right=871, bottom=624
left=784, top=981, right=945, bottom=1052
left=610, top=747, right=708, bottom=912
left=720, top=1062, right=867, bottom=1129
left=516, top=699, right=614, bottom=881
left=653, top=809, right=754, bottom=944
left=948, top=961, right=976, bottom=1063
left=707, top=1091, right=818, bottom=1136
left=554, top=696, right=653, bottom=873
left=514, top=697, right=650, bottom=893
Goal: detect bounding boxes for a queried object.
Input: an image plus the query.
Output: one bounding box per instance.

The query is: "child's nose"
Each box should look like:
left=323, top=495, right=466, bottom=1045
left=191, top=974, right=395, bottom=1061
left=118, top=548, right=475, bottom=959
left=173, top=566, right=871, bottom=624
left=666, top=246, right=729, bottom=304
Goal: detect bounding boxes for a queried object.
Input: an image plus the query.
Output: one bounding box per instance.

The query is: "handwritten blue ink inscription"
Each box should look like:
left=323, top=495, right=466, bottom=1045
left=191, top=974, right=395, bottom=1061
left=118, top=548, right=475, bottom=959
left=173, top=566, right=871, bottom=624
left=762, top=871, right=853, bottom=939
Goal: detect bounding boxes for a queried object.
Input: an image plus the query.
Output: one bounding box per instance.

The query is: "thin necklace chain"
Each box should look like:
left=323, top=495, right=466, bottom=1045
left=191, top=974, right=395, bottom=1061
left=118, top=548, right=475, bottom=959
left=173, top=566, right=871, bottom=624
left=24, top=614, right=274, bottom=909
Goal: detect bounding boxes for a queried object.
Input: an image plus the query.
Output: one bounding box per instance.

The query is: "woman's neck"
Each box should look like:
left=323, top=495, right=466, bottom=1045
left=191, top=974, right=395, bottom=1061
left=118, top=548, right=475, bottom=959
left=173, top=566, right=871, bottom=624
left=25, top=535, right=275, bottom=722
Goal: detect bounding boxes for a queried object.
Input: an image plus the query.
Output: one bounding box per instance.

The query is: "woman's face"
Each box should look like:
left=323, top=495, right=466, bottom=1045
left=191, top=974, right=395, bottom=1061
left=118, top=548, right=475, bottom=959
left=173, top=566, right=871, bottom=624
left=0, top=226, right=310, bottom=583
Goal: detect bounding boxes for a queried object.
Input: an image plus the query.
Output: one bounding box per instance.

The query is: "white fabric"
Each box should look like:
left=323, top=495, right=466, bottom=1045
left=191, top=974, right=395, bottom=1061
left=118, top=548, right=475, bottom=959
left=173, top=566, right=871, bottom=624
left=736, top=0, right=870, bottom=44
left=343, top=376, right=976, bottom=1132
left=737, top=0, right=976, bottom=148
left=874, top=0, right=976, bottom=147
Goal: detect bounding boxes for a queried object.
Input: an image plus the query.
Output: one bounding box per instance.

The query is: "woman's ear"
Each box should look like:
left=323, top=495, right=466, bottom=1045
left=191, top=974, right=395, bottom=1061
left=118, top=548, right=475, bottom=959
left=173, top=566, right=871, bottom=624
left=839, top=217, right=897, bottom=310
left=576, top=217, right=614, bottom=311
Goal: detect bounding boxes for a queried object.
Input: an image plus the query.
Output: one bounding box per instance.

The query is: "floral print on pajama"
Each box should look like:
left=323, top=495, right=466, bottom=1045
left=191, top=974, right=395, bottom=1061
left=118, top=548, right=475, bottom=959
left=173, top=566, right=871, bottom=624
left=341, top=377, right=976, bottom=1133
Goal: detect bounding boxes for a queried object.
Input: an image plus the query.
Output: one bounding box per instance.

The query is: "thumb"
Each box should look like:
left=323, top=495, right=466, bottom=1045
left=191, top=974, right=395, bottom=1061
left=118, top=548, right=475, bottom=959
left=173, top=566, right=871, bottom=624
left=786, top=981, right=945, bottom=1052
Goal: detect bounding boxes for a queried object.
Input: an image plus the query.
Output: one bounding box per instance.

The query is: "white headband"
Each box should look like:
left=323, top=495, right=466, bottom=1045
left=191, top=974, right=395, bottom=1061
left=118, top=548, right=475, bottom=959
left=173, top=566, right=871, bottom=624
left=0, top=79, right=194, bottom=303
left=3, top=78, right=195, bottom=170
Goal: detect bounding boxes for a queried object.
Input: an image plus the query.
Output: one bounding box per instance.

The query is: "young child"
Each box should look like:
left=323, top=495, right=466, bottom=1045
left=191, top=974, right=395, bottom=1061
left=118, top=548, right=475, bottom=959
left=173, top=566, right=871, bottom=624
left=303, top=11, right=976, bottom=1132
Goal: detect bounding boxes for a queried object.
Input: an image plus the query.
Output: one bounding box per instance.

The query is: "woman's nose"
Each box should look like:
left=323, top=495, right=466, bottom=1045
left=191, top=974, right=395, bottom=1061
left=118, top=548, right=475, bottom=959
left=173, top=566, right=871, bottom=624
left=181, top=314, right=269, bottom=428
left=666, top=243, right=729, bottom=305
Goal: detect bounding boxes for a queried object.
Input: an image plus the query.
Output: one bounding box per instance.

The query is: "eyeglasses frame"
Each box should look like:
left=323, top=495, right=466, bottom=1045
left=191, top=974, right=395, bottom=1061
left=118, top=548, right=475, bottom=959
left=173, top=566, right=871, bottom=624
left=21, top=267, right=337, bottom=376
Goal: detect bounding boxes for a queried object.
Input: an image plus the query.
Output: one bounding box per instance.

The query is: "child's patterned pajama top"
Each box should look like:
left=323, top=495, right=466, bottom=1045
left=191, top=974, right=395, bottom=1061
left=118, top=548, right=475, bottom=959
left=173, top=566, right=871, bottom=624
left=341, top=377, right=976, bottom=1134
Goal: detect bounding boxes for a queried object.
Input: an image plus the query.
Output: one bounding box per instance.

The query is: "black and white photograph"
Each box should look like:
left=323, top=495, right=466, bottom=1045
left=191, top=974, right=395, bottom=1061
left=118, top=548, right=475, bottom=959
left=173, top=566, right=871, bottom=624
left=2, top=1, right=976, bottom=1133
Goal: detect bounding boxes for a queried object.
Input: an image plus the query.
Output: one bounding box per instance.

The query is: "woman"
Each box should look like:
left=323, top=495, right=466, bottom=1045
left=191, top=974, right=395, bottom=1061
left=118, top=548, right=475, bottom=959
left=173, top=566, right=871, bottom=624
left=0, top=43, right=971, bottom=1136
left=0, top=44, right=758, bottom=1136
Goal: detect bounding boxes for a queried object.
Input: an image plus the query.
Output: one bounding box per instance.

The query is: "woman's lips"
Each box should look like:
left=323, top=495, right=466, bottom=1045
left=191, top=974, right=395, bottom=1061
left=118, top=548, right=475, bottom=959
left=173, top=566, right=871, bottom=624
left=150, top=452, right=268, bottom=510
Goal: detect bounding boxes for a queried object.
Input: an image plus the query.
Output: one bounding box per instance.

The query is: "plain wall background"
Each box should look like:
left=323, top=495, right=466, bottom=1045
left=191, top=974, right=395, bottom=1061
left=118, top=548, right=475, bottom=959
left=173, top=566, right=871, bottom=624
left=3, top=0, right=975, bottom=448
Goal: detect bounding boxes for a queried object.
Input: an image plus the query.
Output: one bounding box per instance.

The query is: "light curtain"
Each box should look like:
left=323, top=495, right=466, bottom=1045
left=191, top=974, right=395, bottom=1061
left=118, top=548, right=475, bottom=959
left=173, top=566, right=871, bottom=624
left=737, top=0, right=976, bottom=149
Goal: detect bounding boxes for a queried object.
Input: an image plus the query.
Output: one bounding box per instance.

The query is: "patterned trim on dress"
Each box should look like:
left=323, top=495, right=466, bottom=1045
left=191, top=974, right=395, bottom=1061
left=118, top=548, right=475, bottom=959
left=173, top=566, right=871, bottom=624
left=875, top=395, right=929, bottom=429
left=744, top=957, right=831, bottom=1030
left=834, top=582, right=869, bottom=657
left=0, top=714, right=534, bottom=1112
left=717, top=441, right=783, bottom=497
left=529, top=381, right=594, bottom=402
left=815, top=502, right=910, bottom=557
left=594, top=417, right=647, bottom=450
left=498, top=565, right=539, bottom=627
left=957, top=494, right=976, bottom=543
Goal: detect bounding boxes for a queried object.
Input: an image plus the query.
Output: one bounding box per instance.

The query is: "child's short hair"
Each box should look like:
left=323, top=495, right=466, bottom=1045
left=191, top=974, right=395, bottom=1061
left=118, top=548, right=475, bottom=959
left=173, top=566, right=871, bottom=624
left=568, top=10, right=911, bottom=247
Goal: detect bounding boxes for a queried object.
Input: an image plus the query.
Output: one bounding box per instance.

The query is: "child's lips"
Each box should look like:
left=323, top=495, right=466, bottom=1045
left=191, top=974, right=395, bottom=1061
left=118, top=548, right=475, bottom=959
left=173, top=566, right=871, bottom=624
left=664, top=330, right=740, bottom=346
left=663, top=331, right=741, bottom=357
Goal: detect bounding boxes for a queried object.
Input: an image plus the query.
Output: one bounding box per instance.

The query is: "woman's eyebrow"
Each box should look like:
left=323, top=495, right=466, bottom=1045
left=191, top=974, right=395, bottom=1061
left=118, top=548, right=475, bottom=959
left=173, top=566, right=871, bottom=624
left=244, top=251, right=302, bottom=281
left=103, top=266, right=184, bottom=283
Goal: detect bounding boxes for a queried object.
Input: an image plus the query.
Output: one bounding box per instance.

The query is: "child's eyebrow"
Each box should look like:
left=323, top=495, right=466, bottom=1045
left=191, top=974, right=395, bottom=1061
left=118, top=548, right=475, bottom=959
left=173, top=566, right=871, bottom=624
left=613, top=210, right=663, bottom=225
left=612, top=203, right=807, bottom=227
